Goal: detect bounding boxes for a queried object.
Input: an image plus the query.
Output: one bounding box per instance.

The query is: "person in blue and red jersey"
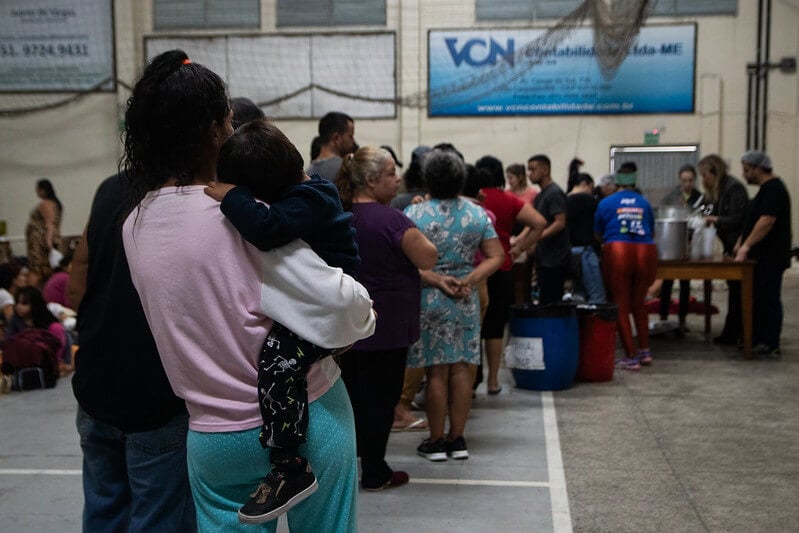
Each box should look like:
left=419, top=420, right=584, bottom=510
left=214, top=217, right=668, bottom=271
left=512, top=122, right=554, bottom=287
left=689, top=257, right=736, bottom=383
left=594, top=162, right=657, bottom=371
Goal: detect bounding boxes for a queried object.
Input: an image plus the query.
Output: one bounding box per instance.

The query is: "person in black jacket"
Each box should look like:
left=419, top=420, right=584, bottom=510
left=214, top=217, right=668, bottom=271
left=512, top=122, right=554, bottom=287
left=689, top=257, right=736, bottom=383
left=698, top=154, right=749, bottom=345
left=67, top=173, right=194, bottom=532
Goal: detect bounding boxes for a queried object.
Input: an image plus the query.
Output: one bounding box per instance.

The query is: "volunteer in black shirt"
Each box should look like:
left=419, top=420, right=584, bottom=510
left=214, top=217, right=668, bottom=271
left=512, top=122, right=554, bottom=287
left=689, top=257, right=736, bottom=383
left=734, top=151, right=792, bottom=357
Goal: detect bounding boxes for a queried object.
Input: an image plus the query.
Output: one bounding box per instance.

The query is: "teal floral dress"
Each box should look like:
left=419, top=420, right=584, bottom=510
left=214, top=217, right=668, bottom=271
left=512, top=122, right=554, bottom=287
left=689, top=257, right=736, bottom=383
left=404, top=198, right=498, bottom=367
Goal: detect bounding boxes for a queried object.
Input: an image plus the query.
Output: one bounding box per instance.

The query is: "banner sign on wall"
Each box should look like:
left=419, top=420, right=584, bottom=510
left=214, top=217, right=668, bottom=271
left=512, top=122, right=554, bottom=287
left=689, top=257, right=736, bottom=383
left=0, top=0, right=114, bottom=92
left=428, top=24, right=695, bottom=116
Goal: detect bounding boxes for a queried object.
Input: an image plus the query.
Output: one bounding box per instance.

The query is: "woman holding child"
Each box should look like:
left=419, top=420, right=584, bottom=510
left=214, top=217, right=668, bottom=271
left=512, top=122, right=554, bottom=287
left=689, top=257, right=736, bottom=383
left=121, top=50, right=375, bottom=531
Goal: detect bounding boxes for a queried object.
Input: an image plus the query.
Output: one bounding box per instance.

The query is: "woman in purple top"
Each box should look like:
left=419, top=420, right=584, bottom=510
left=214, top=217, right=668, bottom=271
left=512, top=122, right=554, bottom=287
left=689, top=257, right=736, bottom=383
left=335, top=146, right=438, bottom=491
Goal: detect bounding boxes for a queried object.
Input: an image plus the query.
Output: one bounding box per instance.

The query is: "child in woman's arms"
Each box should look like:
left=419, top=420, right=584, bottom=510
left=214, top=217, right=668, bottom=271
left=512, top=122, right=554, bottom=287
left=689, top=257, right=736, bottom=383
left=205, top=118, right=369, bottom=524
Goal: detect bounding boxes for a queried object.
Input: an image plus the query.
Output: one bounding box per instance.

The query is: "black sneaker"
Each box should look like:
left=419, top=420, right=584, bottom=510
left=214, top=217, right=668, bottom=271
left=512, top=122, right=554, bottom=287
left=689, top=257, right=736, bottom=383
left=417, top=438, right=447, bottom=462
left=753, top=344, right=781, bottom=359
left=445, top=436, right=469, bottom=460
left=238, top=466, right=318, bottom=524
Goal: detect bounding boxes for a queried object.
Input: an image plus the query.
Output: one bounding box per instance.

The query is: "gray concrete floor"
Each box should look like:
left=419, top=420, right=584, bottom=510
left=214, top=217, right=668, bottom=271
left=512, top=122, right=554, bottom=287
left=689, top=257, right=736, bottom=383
left=1, top=268, right=798, bottom=532
left=559, top=269, right=799, bottom=533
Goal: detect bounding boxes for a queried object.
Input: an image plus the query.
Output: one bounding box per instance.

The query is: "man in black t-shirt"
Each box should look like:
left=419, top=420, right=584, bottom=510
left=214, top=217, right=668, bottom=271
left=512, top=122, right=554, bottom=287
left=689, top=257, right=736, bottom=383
left=529, top=154, right=570, bottom=304
left=734, top=151, right=792, bottom=357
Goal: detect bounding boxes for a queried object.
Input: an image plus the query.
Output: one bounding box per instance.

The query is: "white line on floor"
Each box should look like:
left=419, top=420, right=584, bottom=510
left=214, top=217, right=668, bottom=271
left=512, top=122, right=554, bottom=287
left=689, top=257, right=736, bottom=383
left=542, top=390, right=573, bottom=533
left=0, top=469, right=81, bottom=475
left=411, top=478, right=550, bottom=488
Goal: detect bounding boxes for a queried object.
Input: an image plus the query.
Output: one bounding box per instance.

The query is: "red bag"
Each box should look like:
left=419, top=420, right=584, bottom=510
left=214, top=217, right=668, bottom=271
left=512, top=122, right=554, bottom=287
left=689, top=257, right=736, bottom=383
left=1, top=329, right=60, bottom=389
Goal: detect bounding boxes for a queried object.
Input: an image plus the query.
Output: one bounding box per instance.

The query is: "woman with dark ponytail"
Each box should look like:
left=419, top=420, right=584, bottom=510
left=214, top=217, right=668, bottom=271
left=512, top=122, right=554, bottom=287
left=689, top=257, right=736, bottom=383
left=123, top=49, right=232, bottom=207
left=567, top=157, right=584, bottom=193
left=121, top=50, right=375, bottom=531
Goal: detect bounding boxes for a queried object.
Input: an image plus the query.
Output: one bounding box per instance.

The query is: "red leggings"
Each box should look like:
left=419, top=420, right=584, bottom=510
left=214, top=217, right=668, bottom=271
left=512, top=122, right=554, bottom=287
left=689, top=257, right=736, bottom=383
left=602, top=242, right=658, bottom=357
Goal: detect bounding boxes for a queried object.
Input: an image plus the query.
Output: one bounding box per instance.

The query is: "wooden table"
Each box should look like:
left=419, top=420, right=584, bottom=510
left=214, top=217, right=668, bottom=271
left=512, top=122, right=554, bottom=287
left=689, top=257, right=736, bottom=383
left=656, top=259, right=755, bottom=358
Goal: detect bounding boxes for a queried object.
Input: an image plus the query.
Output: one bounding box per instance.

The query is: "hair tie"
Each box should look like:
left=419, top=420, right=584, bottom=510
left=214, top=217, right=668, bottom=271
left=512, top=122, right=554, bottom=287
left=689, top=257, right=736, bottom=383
left=182, top=58, right=192, bottom=65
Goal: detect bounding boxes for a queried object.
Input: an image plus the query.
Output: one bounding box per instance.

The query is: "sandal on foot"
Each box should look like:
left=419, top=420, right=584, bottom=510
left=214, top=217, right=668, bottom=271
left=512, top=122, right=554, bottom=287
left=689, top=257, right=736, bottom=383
left=391, top=417, right=428, bottom=432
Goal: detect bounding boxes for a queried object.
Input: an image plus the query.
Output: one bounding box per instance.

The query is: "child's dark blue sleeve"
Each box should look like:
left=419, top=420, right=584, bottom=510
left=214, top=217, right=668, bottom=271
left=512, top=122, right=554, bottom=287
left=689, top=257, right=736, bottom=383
left=219, top=183, right=341, bottom=252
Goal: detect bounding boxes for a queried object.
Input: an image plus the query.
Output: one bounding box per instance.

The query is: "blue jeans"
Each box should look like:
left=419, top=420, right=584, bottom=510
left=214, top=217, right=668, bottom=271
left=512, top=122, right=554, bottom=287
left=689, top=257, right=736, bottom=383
left=76, top=407, right=195, bottom=533
left=572, top=246, right=606, bottom=304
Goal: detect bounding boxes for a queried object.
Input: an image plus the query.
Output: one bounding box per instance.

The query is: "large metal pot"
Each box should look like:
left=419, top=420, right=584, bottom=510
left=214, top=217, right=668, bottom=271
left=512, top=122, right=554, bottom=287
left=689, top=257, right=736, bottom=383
left=655, top=218, right=689, bottom=260
left=658, top=206, right=693, bottom=220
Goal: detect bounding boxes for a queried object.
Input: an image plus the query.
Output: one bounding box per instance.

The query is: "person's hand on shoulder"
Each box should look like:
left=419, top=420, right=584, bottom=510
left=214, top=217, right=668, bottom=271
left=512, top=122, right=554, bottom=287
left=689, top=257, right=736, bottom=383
left=204, top=181, right=235, bottom=202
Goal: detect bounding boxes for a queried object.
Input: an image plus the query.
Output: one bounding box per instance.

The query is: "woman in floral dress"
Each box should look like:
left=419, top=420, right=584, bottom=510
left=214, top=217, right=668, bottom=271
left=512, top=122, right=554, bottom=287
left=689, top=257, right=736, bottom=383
left=405, top=149, right=504, bottom=462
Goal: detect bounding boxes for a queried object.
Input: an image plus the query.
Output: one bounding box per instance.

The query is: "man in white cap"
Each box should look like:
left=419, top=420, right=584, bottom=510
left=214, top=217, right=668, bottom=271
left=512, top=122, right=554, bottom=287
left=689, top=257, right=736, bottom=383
left=734, top=150, right=792, bottom=357
left=596, top=172, right=617, bottom=199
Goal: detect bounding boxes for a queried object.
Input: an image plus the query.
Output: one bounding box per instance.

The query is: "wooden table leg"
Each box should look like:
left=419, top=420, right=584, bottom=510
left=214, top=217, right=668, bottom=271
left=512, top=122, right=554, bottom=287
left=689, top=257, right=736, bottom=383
left=703, top=280, right=712, bottom=334
left=741, top=267, right=754, bottom=358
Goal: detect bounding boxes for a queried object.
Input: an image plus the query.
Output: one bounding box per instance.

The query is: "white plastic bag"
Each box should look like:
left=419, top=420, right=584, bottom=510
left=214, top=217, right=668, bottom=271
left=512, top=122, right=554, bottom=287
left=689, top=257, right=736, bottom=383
left=689, top=223, right=717, bottom=260
left=48, top=247, right=64, bottom=269
left=689, top=228, right=703, bottom=260
left=702, top=225, right=717, bottom=258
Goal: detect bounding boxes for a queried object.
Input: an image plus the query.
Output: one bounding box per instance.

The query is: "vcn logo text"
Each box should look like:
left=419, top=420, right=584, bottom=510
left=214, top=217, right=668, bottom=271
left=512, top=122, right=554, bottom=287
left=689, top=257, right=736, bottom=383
left=445, top=38, right=515, bottom=67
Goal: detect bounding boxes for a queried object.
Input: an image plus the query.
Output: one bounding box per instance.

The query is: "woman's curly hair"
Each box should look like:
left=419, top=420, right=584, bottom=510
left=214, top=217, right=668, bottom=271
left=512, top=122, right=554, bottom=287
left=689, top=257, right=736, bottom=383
left=121, top=49, right=229, bottom=210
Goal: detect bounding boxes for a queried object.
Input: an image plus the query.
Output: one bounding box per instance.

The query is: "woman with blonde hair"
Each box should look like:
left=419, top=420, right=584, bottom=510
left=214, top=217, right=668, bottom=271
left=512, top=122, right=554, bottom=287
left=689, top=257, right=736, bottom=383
left=335, top=146, right=439, bottom=490
left=698, top=154, right=749, bottom=344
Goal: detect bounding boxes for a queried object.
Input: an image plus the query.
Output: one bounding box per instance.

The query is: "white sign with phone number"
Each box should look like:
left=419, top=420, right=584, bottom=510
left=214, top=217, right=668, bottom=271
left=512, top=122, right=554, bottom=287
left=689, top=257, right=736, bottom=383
left=0, top=0, right=114, bottom=91
left=504, top=336, right=545, bottom=370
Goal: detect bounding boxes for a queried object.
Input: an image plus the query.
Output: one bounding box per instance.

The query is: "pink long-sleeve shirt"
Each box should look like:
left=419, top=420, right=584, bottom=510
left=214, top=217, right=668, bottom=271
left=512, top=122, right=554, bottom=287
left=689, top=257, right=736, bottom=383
left=123, top=186, right=375, bottom=432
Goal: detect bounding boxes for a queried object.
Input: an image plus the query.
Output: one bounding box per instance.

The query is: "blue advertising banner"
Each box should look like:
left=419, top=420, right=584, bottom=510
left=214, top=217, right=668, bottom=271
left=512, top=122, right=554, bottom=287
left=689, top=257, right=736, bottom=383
left=428, top=24, right=695, bottom=116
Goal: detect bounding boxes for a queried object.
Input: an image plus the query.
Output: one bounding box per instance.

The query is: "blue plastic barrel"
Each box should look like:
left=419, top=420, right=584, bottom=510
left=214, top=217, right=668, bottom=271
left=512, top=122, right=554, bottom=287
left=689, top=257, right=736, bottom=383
left=508, top=303, right=579, bottom=391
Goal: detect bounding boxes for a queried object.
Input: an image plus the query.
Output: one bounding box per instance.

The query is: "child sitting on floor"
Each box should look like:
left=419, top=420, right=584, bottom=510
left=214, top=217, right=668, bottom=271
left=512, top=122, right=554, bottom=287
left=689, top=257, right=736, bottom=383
left=4, top=286, right=73, bottom=378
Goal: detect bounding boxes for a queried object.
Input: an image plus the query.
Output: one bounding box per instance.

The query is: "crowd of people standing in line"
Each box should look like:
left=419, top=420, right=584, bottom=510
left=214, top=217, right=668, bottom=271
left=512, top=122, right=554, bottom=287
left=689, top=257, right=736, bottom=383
left=0, top=50, right=792, bottom=532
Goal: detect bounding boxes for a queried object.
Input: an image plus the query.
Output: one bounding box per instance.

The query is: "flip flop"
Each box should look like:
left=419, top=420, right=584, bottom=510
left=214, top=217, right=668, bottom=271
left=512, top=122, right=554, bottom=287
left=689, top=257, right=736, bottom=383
left=487, top=387, right=503, bottom=395
left=391, top=417, right=428, bottom=432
